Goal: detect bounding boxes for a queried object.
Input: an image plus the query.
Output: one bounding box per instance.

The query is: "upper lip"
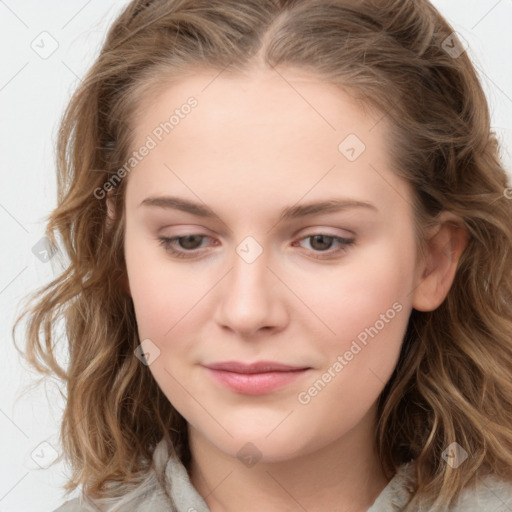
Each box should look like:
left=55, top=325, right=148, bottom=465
left=204, top=361, right=309, bottom=374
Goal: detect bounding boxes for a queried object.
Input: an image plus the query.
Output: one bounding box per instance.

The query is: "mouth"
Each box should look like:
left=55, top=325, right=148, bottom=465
left=202, top=360, right=311, bottom=395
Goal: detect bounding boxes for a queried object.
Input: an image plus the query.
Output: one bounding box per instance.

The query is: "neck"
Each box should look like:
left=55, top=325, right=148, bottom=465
left=188, top=407, right=390, bottom=512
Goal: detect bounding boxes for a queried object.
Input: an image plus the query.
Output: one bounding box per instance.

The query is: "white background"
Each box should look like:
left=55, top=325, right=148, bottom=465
left=1, top=1, right=511, bottom=510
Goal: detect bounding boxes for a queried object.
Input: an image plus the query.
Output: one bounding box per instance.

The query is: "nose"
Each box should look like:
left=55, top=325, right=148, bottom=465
left=213, top=245, right=288, bottom=338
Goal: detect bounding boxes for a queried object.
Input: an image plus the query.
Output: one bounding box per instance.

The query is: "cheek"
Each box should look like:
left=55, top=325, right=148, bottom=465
left=124, top=228, right=206, bottom=339
left=290, top=253, right=413, bottom=444
left=298, top=236, right=415, bottom=348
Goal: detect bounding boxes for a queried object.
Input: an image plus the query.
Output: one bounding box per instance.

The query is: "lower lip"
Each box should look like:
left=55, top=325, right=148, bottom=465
left=205, top=368, right=309, bottom=395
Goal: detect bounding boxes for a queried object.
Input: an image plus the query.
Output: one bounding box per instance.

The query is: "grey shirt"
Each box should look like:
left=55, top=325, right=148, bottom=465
left=53, top=439, right=512, bottom=512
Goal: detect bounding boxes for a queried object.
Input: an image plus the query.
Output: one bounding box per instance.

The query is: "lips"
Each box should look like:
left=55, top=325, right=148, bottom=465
left=203, top=361, right=310, bottom=395
left=204, top=361, right=308, bottom=373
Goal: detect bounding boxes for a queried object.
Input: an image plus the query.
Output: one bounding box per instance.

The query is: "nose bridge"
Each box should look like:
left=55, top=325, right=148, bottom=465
left=229, top=236, right=273, bottom=305
left=214, top=235, right=284, bottom=335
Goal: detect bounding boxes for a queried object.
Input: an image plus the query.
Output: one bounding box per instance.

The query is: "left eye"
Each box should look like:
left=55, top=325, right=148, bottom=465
left=294, top=234, right=354, bottom=258
left=158, top=233, right=354, bottom=260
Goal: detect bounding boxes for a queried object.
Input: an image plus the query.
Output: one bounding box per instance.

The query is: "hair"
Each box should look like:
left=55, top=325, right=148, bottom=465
left=13, top=0, right=512, bottom=510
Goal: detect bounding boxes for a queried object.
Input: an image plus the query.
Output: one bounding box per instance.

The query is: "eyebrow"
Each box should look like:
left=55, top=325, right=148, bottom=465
left=139, top=195, right=378, bottom=221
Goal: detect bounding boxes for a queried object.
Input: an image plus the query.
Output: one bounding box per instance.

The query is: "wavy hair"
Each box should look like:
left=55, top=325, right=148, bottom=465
left=13, top=0, right=512, bottom=510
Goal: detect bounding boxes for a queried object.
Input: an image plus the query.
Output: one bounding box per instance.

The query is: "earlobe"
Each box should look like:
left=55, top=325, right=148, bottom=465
left=412, top=212, right=469, bottom=312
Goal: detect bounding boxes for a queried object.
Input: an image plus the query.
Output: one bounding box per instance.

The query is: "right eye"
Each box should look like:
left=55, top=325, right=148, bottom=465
left=158, top=234, right=216, bottom=258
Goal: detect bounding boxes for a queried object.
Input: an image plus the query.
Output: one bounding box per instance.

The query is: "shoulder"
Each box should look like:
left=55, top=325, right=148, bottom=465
left=369, top=461, right=512, bottom=512
left=450, top=472, right=512, bottom=511
left=51, top=499, right=84, bottom=512
left=368, top=461, right=417, bottom=511
left=49, top=439, right=208, bottom=512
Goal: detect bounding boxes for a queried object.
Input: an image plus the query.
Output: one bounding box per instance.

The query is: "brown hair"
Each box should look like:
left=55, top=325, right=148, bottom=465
left=13, top=0, right=512, bottom=509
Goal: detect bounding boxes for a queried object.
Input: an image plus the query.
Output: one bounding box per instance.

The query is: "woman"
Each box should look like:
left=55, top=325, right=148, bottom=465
left=15, top=0, right=512, bottom=510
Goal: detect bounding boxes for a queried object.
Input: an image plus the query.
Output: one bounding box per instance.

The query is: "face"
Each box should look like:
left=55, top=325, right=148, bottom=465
left=123, top=68, right=420, bottom=463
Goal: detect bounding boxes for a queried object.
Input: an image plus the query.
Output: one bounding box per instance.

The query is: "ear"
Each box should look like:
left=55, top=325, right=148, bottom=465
left=106, top=191, right=132, bottom=298
left=412, top=212, right=469, bottom=312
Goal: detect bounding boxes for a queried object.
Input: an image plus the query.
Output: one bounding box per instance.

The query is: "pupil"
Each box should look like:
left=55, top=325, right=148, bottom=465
left=181, top=235, right=201, bottom=249
left=311, top=235, right=332, bottom=251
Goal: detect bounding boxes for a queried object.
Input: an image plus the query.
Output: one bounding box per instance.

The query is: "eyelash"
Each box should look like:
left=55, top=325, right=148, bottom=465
left=157, top=233, right=355, bottom=260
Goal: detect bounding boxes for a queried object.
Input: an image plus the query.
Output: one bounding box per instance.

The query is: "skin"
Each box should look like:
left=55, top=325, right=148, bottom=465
left=121, top=67, right=468, bottom=512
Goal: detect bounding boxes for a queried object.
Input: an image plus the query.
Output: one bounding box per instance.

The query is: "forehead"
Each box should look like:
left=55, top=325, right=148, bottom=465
left=132, top=67, right=382, bottom=154
left=126, top=68, right=411, bottom=220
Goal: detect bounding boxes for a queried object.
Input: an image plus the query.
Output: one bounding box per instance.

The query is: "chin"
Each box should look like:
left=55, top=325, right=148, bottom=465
left=198, top=423, right=318, bottom=465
